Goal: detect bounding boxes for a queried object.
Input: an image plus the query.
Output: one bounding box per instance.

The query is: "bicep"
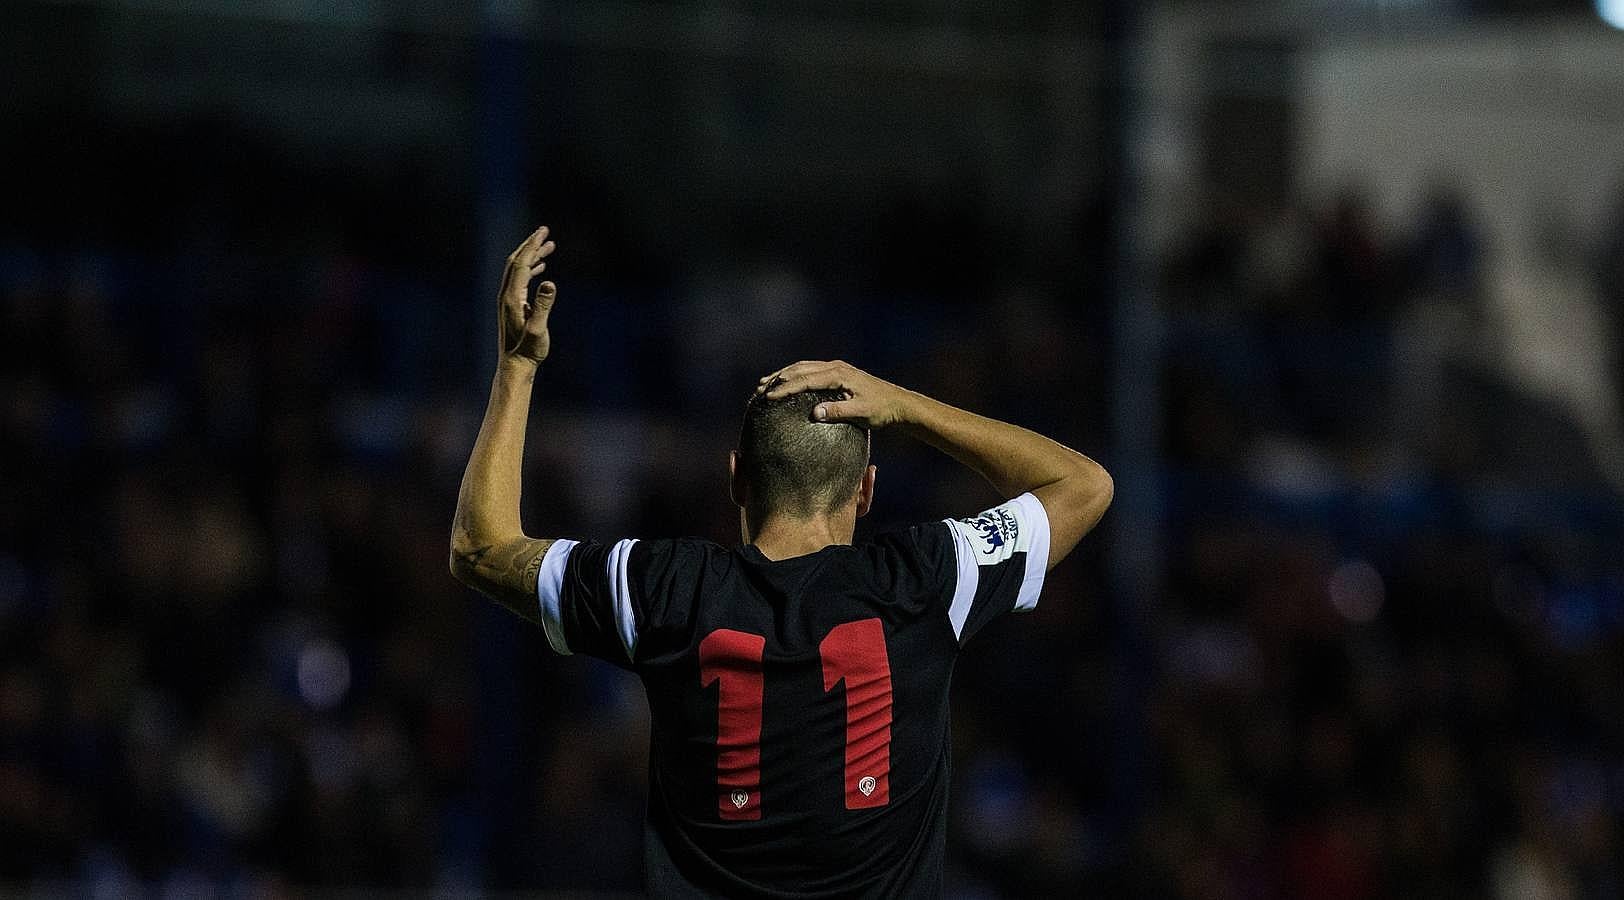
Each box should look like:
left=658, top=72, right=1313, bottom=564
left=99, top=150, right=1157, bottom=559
left=451, top=535, right=555, bottom=625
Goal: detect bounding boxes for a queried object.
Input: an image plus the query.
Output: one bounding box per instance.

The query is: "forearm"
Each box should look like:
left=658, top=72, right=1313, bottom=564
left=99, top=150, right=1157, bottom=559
left=897, top=392, right=1092, bottom=497
left=897, top=390, right=1112, bottom=569
left=450, top=359, right=550, bottom=619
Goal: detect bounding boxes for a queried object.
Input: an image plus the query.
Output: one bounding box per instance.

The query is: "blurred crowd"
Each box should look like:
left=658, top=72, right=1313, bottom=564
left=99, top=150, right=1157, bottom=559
left=1140, top=184, right=1624, bottom=898
left=3, top=171, right=1624, bottom=899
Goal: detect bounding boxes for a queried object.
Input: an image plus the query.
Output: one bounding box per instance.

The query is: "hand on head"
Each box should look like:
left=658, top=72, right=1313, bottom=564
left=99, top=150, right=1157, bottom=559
left=755, top=361, right=915, bottom=430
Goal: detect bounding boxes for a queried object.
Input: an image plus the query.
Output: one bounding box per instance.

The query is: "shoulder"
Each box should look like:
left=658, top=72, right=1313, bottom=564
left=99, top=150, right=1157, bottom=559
left=628, top=535, right=731, bottom=560
left=867, top=520, right=952, bottom=555
left=553, top=535, right=732, bottom=602
left=615, top=536, right=730, bottom=578
left=625, top=536, right=736, bottom=596
left=632, top=535, right=729, bottom=563
left=862, top=521, right=956, bottom=587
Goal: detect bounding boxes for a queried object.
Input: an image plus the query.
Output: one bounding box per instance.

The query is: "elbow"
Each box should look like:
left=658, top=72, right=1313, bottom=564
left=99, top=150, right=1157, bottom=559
left=449, top=545, right=473, bottom=587
left=449, top=543, right=494, bottom=596
left=449, top=546, right=470, bottom=585
left=1067, top=457, right=1113, bottom=525
left=1093, top=463, right=1115, bottom=511
left=449, top=543, right=500, bottom=598
left=448, top=527, right=480, bottom=587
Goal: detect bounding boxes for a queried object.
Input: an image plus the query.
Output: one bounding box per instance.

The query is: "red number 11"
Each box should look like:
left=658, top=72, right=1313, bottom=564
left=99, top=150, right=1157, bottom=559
left=699, top=618, right=893, bottom=820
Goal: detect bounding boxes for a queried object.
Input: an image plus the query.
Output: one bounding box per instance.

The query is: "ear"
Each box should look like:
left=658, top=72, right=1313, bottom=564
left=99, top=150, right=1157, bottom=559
left=729, top=450, right=747, bottom=509
left=855, top=464, right=877, bottom=518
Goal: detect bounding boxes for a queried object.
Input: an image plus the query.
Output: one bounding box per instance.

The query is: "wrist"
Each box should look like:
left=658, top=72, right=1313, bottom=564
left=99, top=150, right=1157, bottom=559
left=496, top=352, right=542, bottom=373
left=495, top=355, right=541, bottom=382
left=892, top=389, right=929, bottom=430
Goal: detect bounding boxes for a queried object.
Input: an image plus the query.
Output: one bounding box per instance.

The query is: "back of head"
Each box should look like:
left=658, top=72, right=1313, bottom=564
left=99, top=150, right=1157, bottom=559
left=738, top=389, right=870, bottom=518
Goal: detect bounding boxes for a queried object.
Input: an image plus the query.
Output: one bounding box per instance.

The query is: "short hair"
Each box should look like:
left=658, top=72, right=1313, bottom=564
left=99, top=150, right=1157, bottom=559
left=738, top=388, right=870, bottom=518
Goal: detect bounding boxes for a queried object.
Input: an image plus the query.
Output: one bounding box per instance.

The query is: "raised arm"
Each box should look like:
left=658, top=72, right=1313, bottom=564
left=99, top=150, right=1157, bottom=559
left=449, top=226, right=559, bottom=623
left=760, top=361, right=1112, bottom=570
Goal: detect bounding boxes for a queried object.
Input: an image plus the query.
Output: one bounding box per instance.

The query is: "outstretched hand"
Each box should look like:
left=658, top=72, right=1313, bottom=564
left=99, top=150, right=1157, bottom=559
left=497, top=225, right=557, bottom=366
left=756, top=360, right=917, bottom=429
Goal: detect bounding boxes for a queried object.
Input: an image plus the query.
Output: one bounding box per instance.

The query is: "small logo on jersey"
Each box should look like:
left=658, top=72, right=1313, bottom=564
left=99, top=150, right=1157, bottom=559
left=731, top=790, right=749, bottom=809
left=858, top=776, right=877, bottom=797
left=967, top=508, right=1018, bottom=555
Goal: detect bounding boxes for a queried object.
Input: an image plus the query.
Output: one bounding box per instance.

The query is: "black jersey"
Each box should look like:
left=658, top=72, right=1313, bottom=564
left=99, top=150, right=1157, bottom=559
left=534, top=493, right=1052, bottom=898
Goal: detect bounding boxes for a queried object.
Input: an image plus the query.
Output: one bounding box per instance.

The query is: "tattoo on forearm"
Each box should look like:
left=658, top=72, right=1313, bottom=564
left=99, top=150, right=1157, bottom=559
left=451, top=533, right=552, bottom=625
left=521, top=546, right=546, bottom=587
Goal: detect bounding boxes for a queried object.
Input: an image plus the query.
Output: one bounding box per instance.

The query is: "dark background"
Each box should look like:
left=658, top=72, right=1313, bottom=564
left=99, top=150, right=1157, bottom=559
left=3, top=0, right=1622, bottom=896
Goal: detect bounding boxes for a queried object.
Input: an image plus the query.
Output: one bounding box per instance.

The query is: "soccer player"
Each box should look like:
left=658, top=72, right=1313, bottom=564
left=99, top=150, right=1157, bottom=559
left=451, top=226, right=1114, bottom=897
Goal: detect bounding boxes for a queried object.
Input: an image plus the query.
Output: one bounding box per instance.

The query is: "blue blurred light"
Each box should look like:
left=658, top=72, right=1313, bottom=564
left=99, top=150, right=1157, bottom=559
left=1601, top=0, right=1624, bottom=30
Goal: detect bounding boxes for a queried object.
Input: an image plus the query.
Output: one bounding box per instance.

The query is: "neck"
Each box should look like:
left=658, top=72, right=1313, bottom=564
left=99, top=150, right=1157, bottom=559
left=743, top=508, right=855, bottom=561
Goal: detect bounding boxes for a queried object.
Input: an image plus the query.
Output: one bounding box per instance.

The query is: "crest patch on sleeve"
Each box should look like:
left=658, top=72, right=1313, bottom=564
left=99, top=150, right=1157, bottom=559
left=948, top=504, right=1027, bottom=566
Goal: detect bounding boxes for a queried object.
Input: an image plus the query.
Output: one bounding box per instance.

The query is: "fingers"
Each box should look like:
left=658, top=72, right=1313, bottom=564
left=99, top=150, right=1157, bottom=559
left=501, top=226, right=557, bottom=308
left=525, top=240, right=555, bottom=274
left=759, top=361, right=847, bottom=398
left=533, top=280, right=557, bottom=311
left=501, top=229, right=545, bottom=294
left=757, top=363, right=854, bottom=400
left=766, top=373, right=847, bottom=400
left=530, top=240, right=554, bottom=271
left=509, top=226, right=548, bottom=263
left=504, top=229, right=553, bottom=282
left=525, top=282, right=556, bottom=334
left=757, top=360, right=834, bottom=386
left=812, top=399, right=865, bottom=423
left=749, top=359, right=879, bottom=424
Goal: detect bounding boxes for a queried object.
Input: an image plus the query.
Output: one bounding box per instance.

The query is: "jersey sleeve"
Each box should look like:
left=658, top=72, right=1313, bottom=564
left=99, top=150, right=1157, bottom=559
left=940, top=492, right=1052, bottom=645
left=533, top=537, right=687, bottom=665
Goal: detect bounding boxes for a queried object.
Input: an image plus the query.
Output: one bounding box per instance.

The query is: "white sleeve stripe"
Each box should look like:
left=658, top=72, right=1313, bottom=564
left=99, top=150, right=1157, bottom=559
left=536, top=539, right=579, bottom=655
left=943, top=519, right=981, bottom=640
left=1012, top=492, right=1050, bottom=612
left=606, top=538, right=641, bottom=662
